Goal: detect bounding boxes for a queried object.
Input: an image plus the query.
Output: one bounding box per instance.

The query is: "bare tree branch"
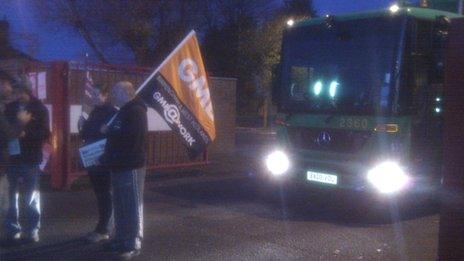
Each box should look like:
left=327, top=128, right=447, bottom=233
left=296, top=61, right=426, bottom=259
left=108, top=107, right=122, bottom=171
left=66, top=0, right=109, bottom=63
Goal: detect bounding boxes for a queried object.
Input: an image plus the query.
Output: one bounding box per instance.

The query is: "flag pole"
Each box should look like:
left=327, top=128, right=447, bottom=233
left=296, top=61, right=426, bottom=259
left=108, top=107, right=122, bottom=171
left=107, top=31, right=196, bottom=126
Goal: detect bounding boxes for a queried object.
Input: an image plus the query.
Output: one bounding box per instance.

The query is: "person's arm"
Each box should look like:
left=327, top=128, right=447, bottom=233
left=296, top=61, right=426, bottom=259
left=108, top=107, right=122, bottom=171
left=81, top=107, right=116, bottom=142
left=99, top=113, right=120, bottom=167
left=24, top=102, right=50, bottom=143
left=80, top=112, right=95, bottom=141
left=3, top=102, right=23, bottom=138
left=0, top=114, right=16, bottom=143
left=37, top=102, right=50, bottom=142
left=4, top=102, right=18, bottom=125
left=77, top=116, right=86, bottom=137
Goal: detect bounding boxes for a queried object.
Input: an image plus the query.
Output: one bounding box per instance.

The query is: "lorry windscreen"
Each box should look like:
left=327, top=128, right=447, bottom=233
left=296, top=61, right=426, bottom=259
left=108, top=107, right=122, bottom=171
left=280, top=16, right=406, bottom=115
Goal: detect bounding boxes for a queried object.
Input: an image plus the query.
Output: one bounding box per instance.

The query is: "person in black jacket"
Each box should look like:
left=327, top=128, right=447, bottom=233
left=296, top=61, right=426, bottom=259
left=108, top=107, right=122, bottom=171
left=0, top=72, right=17, bottom=227
left=78, top=84, right=117, bottom=243
left=0, top=71, right=16, bottom=172
left=3, top=77, right=50, bottom=244
left=100, top=81, right=147, bottom=260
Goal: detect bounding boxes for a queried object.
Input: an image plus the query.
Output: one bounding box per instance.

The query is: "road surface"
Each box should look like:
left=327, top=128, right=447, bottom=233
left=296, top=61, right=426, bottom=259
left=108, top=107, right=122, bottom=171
left=0, top=129, right=439, bottom=260
left=1, top=173, right=438, bottom=260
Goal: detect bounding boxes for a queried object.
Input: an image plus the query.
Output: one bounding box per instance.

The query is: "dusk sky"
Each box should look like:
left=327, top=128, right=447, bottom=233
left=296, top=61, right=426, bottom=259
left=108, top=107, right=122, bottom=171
left=1, top=0, right=396, bottom=63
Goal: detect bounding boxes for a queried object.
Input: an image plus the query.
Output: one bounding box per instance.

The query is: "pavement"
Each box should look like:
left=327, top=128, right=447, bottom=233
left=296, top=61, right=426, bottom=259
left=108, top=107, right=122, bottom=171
left=0, top=128, right=440, bottom=260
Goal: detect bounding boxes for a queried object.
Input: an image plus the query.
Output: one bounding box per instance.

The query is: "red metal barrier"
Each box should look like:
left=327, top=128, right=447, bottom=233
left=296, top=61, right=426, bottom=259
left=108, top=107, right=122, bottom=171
left=49, top=62, right=70, bottom=189
left=2, top=60, right=209, bottom=189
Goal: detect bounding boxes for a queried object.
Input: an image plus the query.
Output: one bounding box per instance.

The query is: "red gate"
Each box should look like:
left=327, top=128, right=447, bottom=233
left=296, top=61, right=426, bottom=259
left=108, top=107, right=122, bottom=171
left=4, top=60, right=208, bottom=189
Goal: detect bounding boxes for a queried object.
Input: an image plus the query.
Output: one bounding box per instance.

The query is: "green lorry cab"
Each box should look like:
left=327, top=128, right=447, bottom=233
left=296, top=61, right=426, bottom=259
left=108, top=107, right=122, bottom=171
left=265, top=4, right=464, bottom=196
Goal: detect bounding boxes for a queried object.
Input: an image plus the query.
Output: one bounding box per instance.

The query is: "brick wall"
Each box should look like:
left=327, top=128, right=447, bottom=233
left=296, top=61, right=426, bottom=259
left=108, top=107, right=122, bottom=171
left=209, top=77, right=237, bottom=155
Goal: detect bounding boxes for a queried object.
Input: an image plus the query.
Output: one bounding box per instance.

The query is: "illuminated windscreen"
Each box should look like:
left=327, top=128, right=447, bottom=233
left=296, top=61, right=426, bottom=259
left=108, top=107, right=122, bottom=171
left=280, top=15, right=407, bottom=114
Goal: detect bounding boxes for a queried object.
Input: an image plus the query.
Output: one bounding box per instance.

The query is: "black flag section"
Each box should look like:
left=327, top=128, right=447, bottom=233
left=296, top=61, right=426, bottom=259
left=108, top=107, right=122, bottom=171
left=139, top=73, right=211, bottom=158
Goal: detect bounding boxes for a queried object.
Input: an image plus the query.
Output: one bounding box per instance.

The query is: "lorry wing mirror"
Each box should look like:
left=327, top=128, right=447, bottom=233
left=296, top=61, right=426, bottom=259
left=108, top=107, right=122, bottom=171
left=435, top=15, right=452, bottom=41
left=432, top=15, right=452, bottom=82
left=325, top=15, right=336, bottom=29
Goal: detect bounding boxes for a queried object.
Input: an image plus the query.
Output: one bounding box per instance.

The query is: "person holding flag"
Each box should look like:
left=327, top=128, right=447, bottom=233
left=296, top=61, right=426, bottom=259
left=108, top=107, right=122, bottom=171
left=100, top=81, right=148, bottom=259
left=81, top=30, right=215, bottom=259
left=78, top=82, right=116, bottom=243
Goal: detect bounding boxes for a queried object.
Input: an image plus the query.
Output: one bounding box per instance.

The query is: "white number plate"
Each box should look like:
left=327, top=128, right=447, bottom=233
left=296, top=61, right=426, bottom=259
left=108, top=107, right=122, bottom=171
left=307, top=171, right=338, bottom=185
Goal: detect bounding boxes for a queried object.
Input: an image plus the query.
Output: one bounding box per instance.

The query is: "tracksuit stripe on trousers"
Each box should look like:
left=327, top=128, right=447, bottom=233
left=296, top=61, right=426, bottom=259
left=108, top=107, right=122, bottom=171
left=111, top=168, right=146, bottom=250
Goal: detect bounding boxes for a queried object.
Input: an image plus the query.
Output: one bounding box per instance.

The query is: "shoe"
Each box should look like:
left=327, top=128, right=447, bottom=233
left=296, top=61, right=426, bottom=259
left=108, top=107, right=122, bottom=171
left=118, top=249, right=141, bottom=260
left=22, top=231, right=39, bottom=244
left=8, top=232, right=21, bottom=241
left=85, top=232, right=110, bottom=243
left=3, top=232, right=22, bottom=246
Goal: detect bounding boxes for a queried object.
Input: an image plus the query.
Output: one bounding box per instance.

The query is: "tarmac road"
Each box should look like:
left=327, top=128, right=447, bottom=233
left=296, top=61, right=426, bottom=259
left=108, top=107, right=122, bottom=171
left=0, top=173, right=439, bottom=261
left=0, top=128, right=439, bottom=260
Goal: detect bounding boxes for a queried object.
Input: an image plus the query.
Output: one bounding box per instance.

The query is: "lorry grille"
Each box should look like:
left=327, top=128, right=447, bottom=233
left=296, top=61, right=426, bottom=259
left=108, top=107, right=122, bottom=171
left=287, top=127, right=372, bottom=154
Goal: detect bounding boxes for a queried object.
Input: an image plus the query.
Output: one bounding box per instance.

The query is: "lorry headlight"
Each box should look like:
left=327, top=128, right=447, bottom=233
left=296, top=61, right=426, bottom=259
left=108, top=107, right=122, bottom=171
left=265, top=150, right=290, bottom=176
left=367, top=161, right=409, bottom=194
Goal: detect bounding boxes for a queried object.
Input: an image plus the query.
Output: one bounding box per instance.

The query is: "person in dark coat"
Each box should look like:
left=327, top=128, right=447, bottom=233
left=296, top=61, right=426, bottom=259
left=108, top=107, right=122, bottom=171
left=0, top=71, right=17, bottom=224
left=78, top=84, right=117, bottom=243
left=3, top=78, right=50, bottom=244
left=100, top=81, right=147, bottom=260
left=0, top=71, right=16, bottom=172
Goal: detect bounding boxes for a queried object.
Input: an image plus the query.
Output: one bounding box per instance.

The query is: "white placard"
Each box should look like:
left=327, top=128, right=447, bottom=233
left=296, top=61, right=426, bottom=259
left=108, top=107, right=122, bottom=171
left=79, top=139, right=106, bottom=168
left=147, top=107, right=171, bottom=131
left=38, top=72, right=47, bottom=100
left=70, top=105, right=83, bottom=134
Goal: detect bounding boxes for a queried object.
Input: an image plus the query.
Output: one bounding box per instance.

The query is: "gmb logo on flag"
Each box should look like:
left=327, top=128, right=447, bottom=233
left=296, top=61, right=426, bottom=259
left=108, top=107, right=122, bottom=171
left=178, top=59, right=214, bottom=122
left=152, top=91, right=196, bottom=146
left=152, top=92, right=180, bottom=125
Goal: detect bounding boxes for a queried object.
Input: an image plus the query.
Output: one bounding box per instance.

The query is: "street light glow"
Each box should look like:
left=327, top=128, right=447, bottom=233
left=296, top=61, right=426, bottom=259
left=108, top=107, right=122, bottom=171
left=287, top=19, right=295, bottom=27
left=389, top=4, right=400, bottom=13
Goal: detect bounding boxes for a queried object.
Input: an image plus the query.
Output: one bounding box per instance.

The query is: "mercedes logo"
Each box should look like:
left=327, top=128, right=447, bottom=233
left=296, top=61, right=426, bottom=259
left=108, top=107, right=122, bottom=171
left=315, top=131, right=332, bottom=146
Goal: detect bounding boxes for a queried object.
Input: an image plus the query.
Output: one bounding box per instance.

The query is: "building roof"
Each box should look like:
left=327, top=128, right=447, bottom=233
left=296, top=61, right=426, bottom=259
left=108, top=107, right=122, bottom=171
left=295, top=7, right=464, bottom=28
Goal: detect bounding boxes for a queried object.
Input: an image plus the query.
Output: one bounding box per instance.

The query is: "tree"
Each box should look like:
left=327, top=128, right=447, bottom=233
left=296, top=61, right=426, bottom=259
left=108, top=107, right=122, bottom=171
left=33, top=0, right=317, bottom=116
left=283, top=0, right=318, bottom=17
left=201, top=0, right=274, bottom=113
left=202, top=0, right=317, bottom=115
left=34, top=0, right=207, bottom=66
left=248, top=0, right=316, bottom=121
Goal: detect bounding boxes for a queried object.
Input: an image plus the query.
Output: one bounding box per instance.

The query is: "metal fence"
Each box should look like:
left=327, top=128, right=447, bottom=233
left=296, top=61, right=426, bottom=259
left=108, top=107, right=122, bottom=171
left=1, top=60, right=208, bottom=189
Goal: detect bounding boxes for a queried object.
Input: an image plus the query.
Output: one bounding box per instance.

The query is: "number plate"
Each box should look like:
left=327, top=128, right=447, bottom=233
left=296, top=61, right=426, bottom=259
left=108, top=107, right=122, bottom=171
left=307, top=171, right=338, bottom=185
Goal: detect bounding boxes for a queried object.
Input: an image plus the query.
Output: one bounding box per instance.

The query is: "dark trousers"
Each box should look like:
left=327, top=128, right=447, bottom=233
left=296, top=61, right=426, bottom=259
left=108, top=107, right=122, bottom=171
left=88, top=169, right=113, bottom=234
left=111, top=168, right=146, bottom=250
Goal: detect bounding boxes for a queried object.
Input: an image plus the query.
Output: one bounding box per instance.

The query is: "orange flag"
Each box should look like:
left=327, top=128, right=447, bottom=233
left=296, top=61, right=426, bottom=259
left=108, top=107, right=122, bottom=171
left=137, top=31, right=215, bottom=157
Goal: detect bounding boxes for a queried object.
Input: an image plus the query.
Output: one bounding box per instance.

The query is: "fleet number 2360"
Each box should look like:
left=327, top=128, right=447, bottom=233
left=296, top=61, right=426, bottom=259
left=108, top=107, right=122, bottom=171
left=339, top=118, right=369, bottom=129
